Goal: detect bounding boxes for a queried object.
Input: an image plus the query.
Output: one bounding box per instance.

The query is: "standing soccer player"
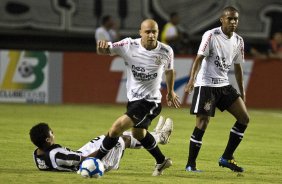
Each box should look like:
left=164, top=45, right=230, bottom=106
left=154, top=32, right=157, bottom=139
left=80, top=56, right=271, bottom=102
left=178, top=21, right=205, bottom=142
left=96, top=19, right=180, bottom=176
left=184, top=6, right=250, bottom=172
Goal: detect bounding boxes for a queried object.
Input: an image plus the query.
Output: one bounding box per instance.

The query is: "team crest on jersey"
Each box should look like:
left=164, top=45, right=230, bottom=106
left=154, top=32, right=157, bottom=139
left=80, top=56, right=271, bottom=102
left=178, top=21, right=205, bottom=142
left=204, top=101, right=212, bottom=111
left=155, top=56, right=162, bottom=65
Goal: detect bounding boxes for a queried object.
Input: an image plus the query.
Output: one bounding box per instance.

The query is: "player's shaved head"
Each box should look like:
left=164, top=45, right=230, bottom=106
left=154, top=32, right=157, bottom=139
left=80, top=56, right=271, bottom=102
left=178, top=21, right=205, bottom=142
left=140, top=19, right=158, bottom=30
left=139, top=19, right=159, bottom=50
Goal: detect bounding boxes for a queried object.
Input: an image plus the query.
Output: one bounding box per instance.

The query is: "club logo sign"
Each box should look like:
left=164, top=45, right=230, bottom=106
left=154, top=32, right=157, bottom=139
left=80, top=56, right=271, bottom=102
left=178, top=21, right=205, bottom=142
left=0, top=50, right=49, bottom=103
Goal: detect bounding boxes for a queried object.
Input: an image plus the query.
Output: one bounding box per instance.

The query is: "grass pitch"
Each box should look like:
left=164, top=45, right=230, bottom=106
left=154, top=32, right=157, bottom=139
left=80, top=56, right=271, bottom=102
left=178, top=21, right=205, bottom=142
left=0, top=103, right=281, bottom=184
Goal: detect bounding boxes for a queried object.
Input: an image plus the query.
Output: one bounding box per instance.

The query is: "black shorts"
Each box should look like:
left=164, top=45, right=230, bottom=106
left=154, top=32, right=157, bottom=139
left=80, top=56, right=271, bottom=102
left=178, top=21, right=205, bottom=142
left=190, top=85, right=240, bottom=117
left=125, top=99, right=162, bottom=129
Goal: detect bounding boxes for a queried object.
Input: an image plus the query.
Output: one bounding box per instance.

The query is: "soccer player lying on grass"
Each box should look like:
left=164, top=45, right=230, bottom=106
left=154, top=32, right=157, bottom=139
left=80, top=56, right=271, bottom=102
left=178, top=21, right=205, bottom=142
left=29, top=116, right=173, bottom=173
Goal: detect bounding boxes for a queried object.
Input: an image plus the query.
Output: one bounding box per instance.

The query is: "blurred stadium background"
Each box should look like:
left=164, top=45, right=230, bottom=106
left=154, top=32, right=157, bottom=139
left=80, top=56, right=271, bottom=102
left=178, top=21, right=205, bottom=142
left=0, top=0, right=282, bottom=108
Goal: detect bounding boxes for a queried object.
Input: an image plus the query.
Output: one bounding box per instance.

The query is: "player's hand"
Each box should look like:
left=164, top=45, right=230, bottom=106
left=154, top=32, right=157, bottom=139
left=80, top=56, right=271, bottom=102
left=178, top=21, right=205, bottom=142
left=184, top=80, right=194, bottom=94
left=96, top=40, right=111, bottom=55
left=97, top=40, right=109, bottom=49
left=166, top=91, right=180, bottom=108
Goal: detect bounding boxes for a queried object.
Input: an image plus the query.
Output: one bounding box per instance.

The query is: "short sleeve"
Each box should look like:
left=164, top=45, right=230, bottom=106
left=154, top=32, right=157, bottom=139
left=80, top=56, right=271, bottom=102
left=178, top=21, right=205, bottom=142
left=165, top=46, right=174, bottom=70
left=234, top=37, right=245, bottom=64
left=109, top=37, right=131, bottom=56
left=197, top=31, right=212, bottom=57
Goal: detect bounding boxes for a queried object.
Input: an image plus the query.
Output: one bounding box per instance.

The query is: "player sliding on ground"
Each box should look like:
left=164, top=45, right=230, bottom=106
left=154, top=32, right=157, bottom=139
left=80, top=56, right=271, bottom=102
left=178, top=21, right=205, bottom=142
left=96, top=18, right=180, bottom=176
left=29, top=116, right=173, bottom=173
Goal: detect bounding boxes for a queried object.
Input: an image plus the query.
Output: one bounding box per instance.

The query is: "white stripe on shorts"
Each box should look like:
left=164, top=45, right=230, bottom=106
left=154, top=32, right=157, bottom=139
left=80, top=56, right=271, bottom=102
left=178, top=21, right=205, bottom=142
left=194, top=86, right=202, bottom=113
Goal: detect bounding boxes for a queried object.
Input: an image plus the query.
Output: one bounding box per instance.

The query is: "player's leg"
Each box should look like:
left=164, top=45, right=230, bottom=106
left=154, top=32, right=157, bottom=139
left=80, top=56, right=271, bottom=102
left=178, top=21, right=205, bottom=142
left=128, top=99, right=171, bottom=176
left=122, top=117, right=173, bottom=149
left=186, top=86, right=215, bottom=172
left=218, top=86, right=250, bottom=172
left=223, top=97, right=249, bottom=159
left=156, top=117, right=174, bottom=145
left=132, top=127, right=166, bottom=163
left=95, top=115, right=134, bottom=160
left=154, top=115, right=165, bottom=132
left=186, top=114, right=209, bottom=172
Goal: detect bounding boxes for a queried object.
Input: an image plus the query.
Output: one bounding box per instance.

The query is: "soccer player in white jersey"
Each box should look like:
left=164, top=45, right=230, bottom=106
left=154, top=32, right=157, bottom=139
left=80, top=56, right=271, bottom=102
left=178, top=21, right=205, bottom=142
left=184, top=6, right=250, bottom=173
left=30, top=118, right=173, bottom=172
left=96, top=19, right=180, bottom=176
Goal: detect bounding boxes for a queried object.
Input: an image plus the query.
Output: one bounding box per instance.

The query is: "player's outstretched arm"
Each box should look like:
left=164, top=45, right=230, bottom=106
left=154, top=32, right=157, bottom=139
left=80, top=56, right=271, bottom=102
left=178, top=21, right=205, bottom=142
left=97, top=40, right=111, bottom=55
left=165, top=69, right=180, bottom=108
left=184, top=54, right=204, bottom=94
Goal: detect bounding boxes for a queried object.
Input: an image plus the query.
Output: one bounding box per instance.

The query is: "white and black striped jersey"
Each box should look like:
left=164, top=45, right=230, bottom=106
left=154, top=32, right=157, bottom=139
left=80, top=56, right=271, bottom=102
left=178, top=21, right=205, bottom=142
left=108, top=38, right=174, bottom=103
left=195, top=27, right=244, bottom=87
left=33, top=135, right=125, bottom=172
left=33, top=144, right=82, bottom=171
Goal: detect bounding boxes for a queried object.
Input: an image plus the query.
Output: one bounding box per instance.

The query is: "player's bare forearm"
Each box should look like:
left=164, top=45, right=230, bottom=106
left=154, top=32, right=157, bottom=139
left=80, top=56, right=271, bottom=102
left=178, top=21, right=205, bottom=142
left=184, top=55, right=204, bottom=93
left=234, top=63, right=245, bottom=101
left=165, top=69, right=180, bottom=108
left=96, top=40, right=111, bottom=55
left=165, top=69, right=175, bottom=94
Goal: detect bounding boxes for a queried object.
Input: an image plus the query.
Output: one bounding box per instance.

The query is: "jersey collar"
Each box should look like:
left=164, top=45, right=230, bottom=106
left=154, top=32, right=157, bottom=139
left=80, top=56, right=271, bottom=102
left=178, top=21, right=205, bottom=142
left=138, top=38, right=161, bottom=52
left=219, top=27, right=233, bottom=40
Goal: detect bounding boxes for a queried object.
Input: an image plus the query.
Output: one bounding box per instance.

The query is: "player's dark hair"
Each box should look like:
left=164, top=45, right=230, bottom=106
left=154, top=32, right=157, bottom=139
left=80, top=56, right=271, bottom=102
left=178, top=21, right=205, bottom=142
left=102, top=15, right=111, bottom=25
left=29, top=123, right=51, bottom=150
left=222, top=6, right=239, bottom=15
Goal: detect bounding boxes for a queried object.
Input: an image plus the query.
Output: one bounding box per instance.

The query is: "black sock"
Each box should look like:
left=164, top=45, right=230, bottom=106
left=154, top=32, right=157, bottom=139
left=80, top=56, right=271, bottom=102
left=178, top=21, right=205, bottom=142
left=139, top=131, right=165, bottom=164
left=222, top=121, right=247, bottom=160
left=187, top=127, right=205, bottom=168
left=95, top=134, right=119, bottom=160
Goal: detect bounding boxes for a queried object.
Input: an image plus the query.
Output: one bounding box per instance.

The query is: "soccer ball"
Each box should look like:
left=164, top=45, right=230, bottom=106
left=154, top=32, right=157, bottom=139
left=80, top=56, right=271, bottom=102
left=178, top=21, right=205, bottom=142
left=78, top=157, right=105, bottom=178
left=18, top=61, right=33, bottom=78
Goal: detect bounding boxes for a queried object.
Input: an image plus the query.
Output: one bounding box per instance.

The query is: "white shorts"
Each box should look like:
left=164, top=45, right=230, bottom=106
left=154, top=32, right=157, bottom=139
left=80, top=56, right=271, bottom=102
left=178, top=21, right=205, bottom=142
left=78, top=135, right=125, bottom=171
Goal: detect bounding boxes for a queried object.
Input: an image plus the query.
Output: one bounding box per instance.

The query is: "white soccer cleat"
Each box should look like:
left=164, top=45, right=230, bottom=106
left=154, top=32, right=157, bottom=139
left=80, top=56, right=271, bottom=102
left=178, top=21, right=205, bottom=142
left=158, top=118, right=173, bottom=145
left=152, top=158, right=172, bottom=176
left=154, top=116, right=165, bottom=133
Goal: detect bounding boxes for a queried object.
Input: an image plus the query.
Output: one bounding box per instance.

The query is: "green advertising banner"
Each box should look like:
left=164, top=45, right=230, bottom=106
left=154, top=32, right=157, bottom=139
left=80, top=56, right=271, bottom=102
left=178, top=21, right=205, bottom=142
left=0, top=50, right=48, bottom=103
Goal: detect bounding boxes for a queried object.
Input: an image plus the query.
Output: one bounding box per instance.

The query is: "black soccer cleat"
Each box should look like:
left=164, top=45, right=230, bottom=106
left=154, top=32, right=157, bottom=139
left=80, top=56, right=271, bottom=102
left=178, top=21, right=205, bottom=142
left=218, top=157, right=244, bottom=172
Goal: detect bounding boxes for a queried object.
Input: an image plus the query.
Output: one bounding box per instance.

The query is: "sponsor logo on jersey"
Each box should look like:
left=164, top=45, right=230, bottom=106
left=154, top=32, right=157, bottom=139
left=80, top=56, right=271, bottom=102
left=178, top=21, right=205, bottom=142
left=112, top=41, right=129, bottom=47
left=36, top=158, right=49, bottom=170
left=214, top=56, right=231, bottom=72
left=131, top=65, right=157, bottom=81
left=211, top=78, right=226, bottom=84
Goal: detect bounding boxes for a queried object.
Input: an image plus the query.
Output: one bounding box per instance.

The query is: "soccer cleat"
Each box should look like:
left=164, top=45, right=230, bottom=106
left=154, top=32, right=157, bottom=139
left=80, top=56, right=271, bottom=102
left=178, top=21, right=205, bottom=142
left=158, top=118, right=173, bottom=145
left=154, top=116, right=165, bottom=132
left=218, top=157, right=244, bottom=172
left=185, top=166, right=202, bottom=172
left=152, top=158, right=172, bottom=176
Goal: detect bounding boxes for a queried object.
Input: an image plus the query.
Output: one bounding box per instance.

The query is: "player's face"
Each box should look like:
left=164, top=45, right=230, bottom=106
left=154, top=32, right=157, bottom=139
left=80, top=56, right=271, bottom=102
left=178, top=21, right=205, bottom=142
left=140, top=21, right=159, bottom=50
left=46, top=130, right=55, bottom=145
left=220, top=10, right=239, bottom=37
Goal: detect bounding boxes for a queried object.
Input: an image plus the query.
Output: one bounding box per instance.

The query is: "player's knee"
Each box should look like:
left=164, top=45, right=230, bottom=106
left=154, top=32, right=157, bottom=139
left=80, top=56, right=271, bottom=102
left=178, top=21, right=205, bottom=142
left=109, top=122, right=124, bottom=137
left=196, top=115, right=210, bottom=130
left=239, top=114, right=250, bottom=125
left=132, top=131, right=145, bottom=141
